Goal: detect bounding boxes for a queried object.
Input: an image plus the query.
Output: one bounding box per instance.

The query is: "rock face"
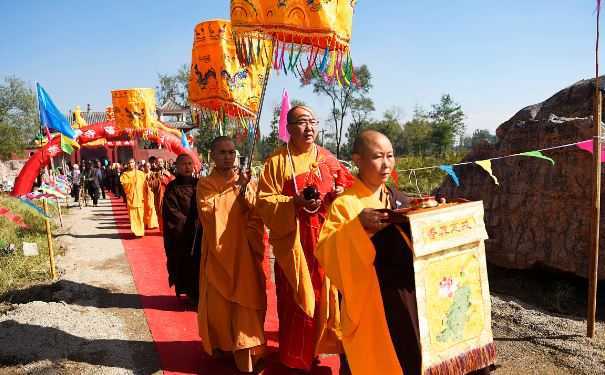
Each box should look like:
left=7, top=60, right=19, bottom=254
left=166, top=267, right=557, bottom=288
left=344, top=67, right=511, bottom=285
left=437, top=76, right=605, bottom=279
left=0, top=159, right=26, bottom=190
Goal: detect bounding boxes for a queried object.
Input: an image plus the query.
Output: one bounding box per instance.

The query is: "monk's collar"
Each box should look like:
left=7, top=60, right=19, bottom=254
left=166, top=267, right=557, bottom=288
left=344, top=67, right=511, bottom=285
left=354, top=176, right=386, bottom=197
left=175, top=175, right=196, bottom=185
left=287, top=142, right=316, bottom=156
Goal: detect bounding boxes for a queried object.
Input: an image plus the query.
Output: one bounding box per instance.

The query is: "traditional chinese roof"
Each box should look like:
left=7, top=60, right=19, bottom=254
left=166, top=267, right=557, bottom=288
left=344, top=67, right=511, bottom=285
left=69, top=111, right=107, bottom=126
left=158, top=98, right=188, bottom=113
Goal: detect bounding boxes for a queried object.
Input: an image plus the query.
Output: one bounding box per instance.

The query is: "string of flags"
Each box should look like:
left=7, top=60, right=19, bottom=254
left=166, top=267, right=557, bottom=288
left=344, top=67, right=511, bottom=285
left=398, top=138, right=602, bottom=187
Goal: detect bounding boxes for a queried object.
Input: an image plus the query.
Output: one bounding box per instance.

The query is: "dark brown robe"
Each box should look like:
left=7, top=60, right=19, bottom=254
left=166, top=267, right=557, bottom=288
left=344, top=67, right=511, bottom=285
left=162, top=175, right=202, bottom=302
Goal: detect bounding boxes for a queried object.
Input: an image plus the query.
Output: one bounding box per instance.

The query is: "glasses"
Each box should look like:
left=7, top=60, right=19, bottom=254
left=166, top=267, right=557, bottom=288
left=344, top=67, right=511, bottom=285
left=290, top=119, right=320, bottom=128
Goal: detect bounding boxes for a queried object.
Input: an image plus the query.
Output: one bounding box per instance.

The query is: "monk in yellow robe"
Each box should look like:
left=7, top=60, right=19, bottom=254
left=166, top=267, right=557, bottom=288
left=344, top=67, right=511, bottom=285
left=142, top=162, right=159, bottom=230
left=197, top=136, right=266, bottom=373
left=257, top=106, right=353, bottom=372
left=120, top=159, right=146, bottom=237
left=316, top=130, right=417, bottom=375
left=148, top=157, right=174, bottom=231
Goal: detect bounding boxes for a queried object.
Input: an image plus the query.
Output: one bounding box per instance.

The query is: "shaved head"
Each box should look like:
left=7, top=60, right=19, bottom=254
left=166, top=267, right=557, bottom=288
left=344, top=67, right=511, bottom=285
left=287, top=105, right=314, bottom=124
left=352, top=129, right=392, bottom=156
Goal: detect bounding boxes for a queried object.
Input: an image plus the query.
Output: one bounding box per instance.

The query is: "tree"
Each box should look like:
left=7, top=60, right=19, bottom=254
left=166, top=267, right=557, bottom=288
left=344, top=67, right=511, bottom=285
left=401, top=107, right=433, bottom=155
left=301, top=65, right=372, bottom=159
left=462, top=129, right=496, bottom=149
left=429, top=94, right=465, bottom=155
left=366, top=110, right=405, bottom=155
left=156, top=64, right=190, bottom=106
left=0, top=76, right=38, bottom=159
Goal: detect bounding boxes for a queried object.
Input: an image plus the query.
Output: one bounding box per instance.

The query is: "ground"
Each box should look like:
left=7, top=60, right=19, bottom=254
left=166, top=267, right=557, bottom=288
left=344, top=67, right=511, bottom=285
left=0, top=196, right=604, bottom=374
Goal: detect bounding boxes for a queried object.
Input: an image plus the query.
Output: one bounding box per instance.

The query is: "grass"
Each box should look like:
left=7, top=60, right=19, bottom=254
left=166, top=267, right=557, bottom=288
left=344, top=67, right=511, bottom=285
left=394, top=152, right=468, bottom=196
left=0, top=193, right=63, bottom=296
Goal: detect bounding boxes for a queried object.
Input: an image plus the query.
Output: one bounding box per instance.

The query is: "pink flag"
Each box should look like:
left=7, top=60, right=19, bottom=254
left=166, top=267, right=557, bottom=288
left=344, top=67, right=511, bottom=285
left=278, top=89, right=291, bottom=143
left=576, top=140, right=605, bottom=162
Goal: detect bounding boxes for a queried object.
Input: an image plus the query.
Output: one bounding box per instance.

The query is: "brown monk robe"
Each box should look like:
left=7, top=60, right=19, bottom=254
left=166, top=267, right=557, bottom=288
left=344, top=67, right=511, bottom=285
left=196, top=137, right=266, bottom=373
left=162, top=154, right=201, bottom=303
left=318, top=130, right=490, bottom=375
left=148, top=157, right=174, bottom=231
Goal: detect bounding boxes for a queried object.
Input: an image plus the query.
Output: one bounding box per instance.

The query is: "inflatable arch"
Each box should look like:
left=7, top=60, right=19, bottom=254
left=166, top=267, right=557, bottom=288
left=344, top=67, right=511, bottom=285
left=11, top=121, right=200, bottom=197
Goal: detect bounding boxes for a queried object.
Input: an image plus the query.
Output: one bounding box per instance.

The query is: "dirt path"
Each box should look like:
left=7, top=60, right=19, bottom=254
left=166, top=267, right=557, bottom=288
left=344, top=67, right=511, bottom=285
left=0, top=198, right=160, bottom=374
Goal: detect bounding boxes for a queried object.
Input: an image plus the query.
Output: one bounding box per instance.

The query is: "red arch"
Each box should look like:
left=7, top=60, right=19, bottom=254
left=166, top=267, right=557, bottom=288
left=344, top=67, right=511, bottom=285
left=11, top=122, right=200, bottom=197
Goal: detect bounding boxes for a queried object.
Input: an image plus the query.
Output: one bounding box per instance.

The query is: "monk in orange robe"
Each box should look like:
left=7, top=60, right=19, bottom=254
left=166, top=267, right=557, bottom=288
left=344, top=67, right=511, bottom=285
left=148, top=157, right=174, bottom=231
left=120, top=159, right=146, bottom=237
left=142, top=162, right=159, bottom=230
left=197, top=136, right=266, bottom=373
left=257, top=106, right=353, bottom=372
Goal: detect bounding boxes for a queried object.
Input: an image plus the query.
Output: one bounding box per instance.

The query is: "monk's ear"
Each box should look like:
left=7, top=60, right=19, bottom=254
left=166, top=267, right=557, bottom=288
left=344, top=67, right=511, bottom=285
left=351, top=153, right=361, bottom=166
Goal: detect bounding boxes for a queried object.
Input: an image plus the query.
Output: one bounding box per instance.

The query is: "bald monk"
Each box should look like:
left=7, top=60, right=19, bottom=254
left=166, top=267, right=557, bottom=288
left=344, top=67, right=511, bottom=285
left=317, top=130, right=491, bottom=375
left=197, top=136, right=266, bottom=373
left=120, top=158, right=147, bottom=237
left=162, top=154, right=201, bottom=303
left=142, top=162, right=159, bottom=230
left=148, top=157, right=174, bottom=231
left=257, top=105, right=353, bottom=372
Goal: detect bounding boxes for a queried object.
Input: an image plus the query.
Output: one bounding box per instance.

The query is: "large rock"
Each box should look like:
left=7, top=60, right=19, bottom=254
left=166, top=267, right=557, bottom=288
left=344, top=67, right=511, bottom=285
left=437, top=76, right=605, bottom=279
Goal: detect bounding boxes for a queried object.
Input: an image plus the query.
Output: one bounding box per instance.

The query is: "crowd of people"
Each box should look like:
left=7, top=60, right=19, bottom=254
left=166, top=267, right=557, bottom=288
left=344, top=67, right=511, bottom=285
left=52, top=105, right=490, bottom=375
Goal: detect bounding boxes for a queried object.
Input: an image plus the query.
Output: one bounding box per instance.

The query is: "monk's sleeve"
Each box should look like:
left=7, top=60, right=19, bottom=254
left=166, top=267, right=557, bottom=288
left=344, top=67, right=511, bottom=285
left=316, top=196, right=377, bottom=333
left=196, top=179, right=218, bottom=229
left=256, top=157, right=295, bottom=240
left=120, top=173, right=132, bottom=193
left=245, top=182, right=265, bottom=259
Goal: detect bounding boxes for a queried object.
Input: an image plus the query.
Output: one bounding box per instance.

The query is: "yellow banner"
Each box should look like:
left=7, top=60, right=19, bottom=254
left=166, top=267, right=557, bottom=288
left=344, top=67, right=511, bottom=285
left=188, top=19, right=268, bottom=119
left=111, top=88, right=157, bottom=131
left=231, top=0, right=356, bottom=51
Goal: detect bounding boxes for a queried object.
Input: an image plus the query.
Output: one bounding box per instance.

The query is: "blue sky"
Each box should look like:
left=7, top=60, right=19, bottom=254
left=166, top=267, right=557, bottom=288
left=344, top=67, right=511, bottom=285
left=0, top=1, right=598, bottom=136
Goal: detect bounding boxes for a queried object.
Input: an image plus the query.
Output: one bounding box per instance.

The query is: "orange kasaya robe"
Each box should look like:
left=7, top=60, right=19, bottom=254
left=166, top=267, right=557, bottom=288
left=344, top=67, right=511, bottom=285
left=143, top=172, right=159, bottom=229
left=148, top=169, right=174, bottom=231
left=120, top=169, right=146, bottom=237
left=316, top=177, right=406, bottom=375
left=256, top=144, right=351, bottom=371
left=196, top=170, right=267, bottom=373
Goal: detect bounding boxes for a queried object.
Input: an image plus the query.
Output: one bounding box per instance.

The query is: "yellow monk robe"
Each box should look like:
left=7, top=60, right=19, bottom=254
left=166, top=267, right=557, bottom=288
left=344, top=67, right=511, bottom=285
left=120, top=170, right=146, bottom=237
left=257, top=145, right=342, bottom=370
left=143, top=172, right=159, bottom=229
left=196, top=171, right=266, bottom=373
left=316, top=177, right=403, bottom=375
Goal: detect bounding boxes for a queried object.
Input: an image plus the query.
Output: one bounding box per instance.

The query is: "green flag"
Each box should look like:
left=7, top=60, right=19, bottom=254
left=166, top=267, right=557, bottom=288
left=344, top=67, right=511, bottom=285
left=519, top=151, right=555, bottom=165
left=60, top=134, right=79, bottom=155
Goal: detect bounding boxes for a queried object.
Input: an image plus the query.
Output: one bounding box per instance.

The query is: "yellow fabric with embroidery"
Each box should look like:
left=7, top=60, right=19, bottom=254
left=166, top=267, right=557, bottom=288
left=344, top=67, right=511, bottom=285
left=111, top=88, right=157, bottom=131
left=317, top=177, right=403, bottom=375
left=188, top=19, right=268, bottom=118
left=231, top=0, right=356, bottom=51
left=73, top=106, right=87, bottom=129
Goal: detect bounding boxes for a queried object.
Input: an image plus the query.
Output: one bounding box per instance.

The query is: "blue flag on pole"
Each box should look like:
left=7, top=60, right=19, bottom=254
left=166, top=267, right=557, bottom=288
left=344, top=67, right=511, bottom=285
left=181, top=130, right=190, bottom=149
left=36, top=83, right=76, bottom=139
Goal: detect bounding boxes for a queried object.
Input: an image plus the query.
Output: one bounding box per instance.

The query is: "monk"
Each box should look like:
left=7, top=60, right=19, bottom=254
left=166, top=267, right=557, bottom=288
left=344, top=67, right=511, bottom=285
left=142, top=162, right=159, bottom=230
left=316, top=130, right=490, bottom=375
left=197, top=136, right=266, bottom=373
left=120, top=158, right=147, bottom=237
left=148, top=157, right=174, bottom=231
left=162, top=153, right=201, bottom=303
left=257, top=105, right=352, bottom=372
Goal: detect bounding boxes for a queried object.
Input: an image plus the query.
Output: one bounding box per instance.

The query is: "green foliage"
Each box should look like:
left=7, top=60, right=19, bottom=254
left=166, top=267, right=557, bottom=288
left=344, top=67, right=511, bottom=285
left=156, top=64, right=190, bottom=106
left=429, top=94, right=466, bottom=155
left=462, top=129, right=497, bottom=148
left=301, top=65, right=372, bottom=159
left=0, top=194, right=62, bottom=296
left=0, top=76, right=39, bottom=159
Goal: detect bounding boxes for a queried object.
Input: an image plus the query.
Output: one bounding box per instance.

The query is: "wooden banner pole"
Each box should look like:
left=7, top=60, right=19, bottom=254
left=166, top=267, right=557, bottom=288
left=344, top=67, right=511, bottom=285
left=43, top=198, right=57, bottom=280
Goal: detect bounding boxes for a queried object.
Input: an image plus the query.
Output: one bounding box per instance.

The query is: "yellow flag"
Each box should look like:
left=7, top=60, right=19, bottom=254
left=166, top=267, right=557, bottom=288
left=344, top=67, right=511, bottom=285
left=475, top=160, right=499, bottom=185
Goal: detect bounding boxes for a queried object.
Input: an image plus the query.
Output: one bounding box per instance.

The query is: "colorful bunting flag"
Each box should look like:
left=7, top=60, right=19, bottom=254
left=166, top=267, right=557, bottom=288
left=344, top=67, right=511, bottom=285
left=519, top=151, right=555, bottom=165
left=576, top=140, right=605, bottom=162
left=0, top=206, right=29, bottom=229
left=439, top=165, right=460, bottom=187
left=475, top=160, right=499, bottom=185
left=60, top=134, right=79, bottom=155
left=390, top=169, right=400, bottom=187
left=17, top=198, right=50, bottom=219
left=181, top=130, right=190, bottom=149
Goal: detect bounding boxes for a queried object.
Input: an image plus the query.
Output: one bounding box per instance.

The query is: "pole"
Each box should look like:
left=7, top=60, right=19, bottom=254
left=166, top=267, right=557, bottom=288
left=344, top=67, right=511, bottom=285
left=246, top=40, right=275, bottom=171
left=56, top=197, right=64, bottom=227
left=588, top=0, right=602, bottom=339
left=43, top=199, right=57, bottom=280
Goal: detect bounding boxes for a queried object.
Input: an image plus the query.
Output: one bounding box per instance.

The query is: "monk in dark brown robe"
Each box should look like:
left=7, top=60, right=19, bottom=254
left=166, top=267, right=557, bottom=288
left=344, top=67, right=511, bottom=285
left=162, top=154, right=201, bottom=303
left=318, top=130, right=490, bottom=375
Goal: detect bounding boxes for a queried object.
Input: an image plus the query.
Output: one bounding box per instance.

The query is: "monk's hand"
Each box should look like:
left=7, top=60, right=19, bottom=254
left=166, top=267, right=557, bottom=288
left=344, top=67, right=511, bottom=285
left=359, top=208, right=390, bottom=233
left=237, top=169, right=251, bottom=187
left=334, top=185, right=345, bottom=195
left=293, top=193, right=321, bottom=212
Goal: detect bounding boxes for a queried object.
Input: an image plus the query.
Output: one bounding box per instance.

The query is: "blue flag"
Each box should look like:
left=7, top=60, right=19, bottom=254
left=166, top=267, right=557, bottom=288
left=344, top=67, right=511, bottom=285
left=439, top=165, right=460, bottom=187
left=37, top=83, right=76, bottom=139
left=181, top=130, right=190, bottom=149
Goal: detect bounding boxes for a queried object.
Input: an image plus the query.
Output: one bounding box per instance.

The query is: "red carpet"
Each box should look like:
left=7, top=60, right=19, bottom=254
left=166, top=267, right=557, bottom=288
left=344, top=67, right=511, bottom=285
left=110, top=195, right=339, bottom=374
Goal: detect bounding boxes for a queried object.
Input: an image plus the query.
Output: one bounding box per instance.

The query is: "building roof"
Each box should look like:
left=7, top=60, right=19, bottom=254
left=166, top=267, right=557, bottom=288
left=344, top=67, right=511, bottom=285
left=165, top=121, right=196, bottom=130
left=158, top=98, right=188, bottom=113
left=69, top=111, right=108, bottom=126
